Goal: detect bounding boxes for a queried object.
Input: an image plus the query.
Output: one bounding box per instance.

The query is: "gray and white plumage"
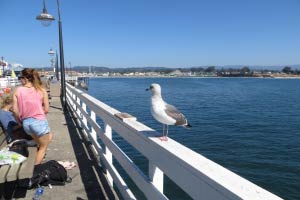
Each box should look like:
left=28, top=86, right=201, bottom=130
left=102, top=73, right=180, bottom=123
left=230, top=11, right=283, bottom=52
left=146, top=83, right=191, bottom=140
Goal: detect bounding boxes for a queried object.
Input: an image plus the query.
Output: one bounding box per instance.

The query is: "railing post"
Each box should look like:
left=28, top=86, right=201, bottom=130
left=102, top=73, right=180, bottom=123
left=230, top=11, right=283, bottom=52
left=104, top=123, right=113, bottom=186
left=90, top=111, right=97, bottom=141
left=65, top=86, right=69, bottom=105
left=149, top=161, right=164, bottom=193
left=82, top=102, right=87, bottom=128
left=76, top=96, right=82, bottom=128
left=72, top=93, right=77, bottom=110
left=81, top=102, right=89, bottom=139
left=90, top=111, right=100, bottom=160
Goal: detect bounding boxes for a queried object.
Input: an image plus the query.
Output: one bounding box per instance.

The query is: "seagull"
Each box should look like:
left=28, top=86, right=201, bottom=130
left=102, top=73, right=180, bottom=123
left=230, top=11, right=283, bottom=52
left=146, top=83, right=191, bottom=141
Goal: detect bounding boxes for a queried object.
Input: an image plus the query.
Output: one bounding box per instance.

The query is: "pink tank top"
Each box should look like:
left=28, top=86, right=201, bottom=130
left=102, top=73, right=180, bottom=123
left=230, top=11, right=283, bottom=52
left=16, top=87, right=46, bottom=121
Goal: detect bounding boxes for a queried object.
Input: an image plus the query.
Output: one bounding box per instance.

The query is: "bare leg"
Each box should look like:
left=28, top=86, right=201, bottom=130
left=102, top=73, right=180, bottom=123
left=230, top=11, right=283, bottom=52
left=48, top=132, right=54, bottom=141
left=159, top=124, right=165, bottom=141
left=32, top=132, right=53, bottom=165
left=159, top=124, right=168, bottom=141
left=165, top=125, right=169, bottom=141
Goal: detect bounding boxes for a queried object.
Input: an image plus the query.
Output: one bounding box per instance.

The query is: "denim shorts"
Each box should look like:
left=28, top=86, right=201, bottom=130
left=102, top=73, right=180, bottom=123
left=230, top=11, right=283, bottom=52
left=22, top=118, right=50, bottom=137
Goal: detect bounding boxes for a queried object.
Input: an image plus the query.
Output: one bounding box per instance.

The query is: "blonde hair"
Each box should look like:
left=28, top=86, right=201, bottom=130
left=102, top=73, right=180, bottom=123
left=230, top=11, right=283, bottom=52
left=1, top=95, right=13, bottom=109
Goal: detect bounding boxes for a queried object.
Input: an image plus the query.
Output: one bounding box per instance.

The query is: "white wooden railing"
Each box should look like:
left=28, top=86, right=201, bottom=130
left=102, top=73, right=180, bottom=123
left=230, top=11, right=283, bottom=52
left=0, top=77, right=20, bottom=88
left=66, top=83, right=283, bottom=200
left=65, top=76, right=78, bottom=82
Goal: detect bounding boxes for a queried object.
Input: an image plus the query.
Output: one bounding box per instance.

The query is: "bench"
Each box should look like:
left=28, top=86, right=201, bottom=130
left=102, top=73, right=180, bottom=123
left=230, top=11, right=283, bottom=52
left=0, top=127, right=37, bottom=198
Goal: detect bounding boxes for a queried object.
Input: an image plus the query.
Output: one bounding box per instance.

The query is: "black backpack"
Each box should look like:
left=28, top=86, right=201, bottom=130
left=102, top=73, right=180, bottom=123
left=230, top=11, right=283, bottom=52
left=8, top=140, right=29, bottom=157
left=29, top=160, right=72, bottom=188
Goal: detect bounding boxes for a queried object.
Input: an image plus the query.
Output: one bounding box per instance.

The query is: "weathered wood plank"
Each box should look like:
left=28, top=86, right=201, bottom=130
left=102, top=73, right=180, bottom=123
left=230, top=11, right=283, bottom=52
left=0, top=128, right=9, bottom=184
left=0, top=131, right=7, bottom=149
left=18, top=147, right=37, bottom=179
left=0, top=145, right=36, bottom=183
left=0, top=165, right=10, bottom=183
left=6, top=164, right=20, bottom=182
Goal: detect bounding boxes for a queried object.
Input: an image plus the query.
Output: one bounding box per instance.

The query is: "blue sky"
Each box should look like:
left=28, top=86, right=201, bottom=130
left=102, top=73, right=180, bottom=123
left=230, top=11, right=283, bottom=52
left=1, top=0, right=300, bottom=68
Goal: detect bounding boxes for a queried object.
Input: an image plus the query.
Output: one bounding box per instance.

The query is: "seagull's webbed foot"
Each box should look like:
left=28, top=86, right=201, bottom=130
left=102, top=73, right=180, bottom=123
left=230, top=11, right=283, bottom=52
left=159, top=136, right=168, bottom=141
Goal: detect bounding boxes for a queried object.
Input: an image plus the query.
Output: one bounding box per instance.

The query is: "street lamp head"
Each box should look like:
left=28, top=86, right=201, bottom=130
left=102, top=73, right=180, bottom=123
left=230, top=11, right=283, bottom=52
left=48, top=48, right=55, bottom=56
left=36, top=0, right=66, bottom=109
left=36, top=0, right=55, bottom=27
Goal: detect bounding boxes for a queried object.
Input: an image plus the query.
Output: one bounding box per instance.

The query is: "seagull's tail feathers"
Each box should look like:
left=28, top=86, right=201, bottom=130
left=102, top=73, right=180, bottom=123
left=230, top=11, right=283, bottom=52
left=184, top=123, right=192, bottom=129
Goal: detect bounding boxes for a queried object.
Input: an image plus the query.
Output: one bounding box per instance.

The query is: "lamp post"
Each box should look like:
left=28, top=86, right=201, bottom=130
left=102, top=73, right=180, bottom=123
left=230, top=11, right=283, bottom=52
left=36, top=0, right=66, bottom=109
left=55, top=50, right=59, bottom=80
left=48, top=47, right=55, bottom=75
left=69, top=62, right=72, bottom=77
left=1, top=56, right=4, bottom=77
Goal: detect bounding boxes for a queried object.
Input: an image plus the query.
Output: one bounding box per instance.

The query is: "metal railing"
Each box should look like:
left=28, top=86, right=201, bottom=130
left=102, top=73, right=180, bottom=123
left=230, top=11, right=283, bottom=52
left=66, top=83, right=283, bottom=200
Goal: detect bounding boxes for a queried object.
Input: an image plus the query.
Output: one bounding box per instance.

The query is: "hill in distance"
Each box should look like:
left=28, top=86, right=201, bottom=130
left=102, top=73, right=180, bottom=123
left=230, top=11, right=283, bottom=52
left=38, top=64, right=300, bottom=73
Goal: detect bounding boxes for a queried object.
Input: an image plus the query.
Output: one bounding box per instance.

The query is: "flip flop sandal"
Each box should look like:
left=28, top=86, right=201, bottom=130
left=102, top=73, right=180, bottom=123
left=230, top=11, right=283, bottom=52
left=65, top=162, right=76, bottom=170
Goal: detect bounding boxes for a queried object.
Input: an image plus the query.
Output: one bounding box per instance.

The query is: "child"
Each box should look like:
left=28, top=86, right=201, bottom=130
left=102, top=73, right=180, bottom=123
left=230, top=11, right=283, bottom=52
left=0, top=95, right=32, bottom=143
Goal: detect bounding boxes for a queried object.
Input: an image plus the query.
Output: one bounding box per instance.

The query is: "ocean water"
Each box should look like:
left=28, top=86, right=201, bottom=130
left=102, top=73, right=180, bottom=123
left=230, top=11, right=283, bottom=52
left=87, top=77, right=300, bottom=200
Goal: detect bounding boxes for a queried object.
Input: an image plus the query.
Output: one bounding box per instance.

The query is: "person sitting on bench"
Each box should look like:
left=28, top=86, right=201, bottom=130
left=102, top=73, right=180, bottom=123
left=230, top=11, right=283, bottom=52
left=0, top=95, right=32, bottom=143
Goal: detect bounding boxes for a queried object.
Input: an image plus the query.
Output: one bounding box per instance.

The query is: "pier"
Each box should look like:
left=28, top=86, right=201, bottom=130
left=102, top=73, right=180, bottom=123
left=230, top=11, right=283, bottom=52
left=12, top=82, right=283, bottom=199
left=21, top=83, right=117, bottom=199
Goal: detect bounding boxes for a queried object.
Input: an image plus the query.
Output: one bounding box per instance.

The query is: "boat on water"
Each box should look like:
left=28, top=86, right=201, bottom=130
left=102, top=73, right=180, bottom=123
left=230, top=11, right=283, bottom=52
left=79, top=81, right=88, bottom=90
left=66, top=76, right=89, bottom=90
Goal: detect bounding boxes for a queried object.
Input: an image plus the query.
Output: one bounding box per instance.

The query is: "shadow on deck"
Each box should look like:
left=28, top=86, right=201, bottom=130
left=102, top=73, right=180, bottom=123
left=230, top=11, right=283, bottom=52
left=63, top=104, right=117, bottom=200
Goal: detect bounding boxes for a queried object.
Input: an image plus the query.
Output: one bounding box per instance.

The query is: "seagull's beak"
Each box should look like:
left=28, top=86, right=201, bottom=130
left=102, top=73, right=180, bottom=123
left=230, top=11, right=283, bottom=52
left=146, top=85, right=153, bottom=91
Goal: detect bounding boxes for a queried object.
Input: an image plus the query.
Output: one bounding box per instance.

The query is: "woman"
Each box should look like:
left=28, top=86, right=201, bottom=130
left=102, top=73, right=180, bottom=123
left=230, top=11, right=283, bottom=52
left=13, top=68, right=53, bottom=164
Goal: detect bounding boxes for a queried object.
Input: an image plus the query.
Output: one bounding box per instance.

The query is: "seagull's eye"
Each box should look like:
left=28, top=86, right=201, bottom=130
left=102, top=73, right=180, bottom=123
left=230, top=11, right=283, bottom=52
left=150, top=86, right=154, bottom=89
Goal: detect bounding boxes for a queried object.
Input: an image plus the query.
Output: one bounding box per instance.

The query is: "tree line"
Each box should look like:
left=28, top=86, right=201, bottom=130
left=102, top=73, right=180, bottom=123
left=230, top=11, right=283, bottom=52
left=40, top=65, right=300, bottom=75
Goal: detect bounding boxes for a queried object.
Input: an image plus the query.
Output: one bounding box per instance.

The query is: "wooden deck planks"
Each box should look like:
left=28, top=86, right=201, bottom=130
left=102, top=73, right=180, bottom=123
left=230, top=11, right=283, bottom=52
left=18, top=147, right=37, bottom=180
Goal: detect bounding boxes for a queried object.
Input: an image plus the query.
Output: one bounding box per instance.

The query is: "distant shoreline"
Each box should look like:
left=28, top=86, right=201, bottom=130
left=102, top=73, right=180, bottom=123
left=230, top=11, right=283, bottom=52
left=88, top=75, right=300, bottom=79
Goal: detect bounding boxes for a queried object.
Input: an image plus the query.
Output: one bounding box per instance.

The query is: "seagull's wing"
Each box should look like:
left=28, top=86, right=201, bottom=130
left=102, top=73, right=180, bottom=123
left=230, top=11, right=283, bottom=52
left=164, top=103, right=187, bottom=126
